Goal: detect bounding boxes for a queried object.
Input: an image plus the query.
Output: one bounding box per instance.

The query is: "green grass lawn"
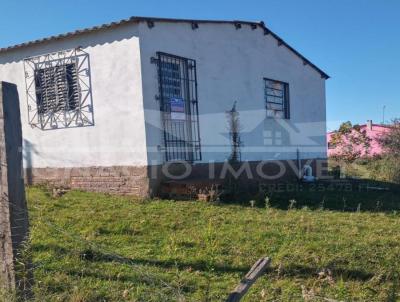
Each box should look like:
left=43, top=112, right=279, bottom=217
left=21, top=186, right=400, bottom=301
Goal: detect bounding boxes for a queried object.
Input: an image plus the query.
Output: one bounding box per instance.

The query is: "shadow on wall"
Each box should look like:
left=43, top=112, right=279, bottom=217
left=23, top=139, right=38, bottom=185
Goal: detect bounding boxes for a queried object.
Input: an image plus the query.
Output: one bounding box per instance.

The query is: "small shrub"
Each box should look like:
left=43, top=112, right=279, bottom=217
left=288, top=199, right=297, bottom=210
left=367, top=155, right=400, bottom=184
left=265, top=196, right=271, bottom=210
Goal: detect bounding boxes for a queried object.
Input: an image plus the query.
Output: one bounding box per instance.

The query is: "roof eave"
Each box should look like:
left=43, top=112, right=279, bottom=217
left=0, top=16, right=329, bottom=79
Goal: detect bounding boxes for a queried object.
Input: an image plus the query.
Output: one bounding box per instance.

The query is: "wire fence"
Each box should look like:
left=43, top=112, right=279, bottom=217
left=6, top=191, right=193, bottom=302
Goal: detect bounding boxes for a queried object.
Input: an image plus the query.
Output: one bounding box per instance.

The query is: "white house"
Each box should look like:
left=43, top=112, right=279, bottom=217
left=0, top=17, right=328, bottom=196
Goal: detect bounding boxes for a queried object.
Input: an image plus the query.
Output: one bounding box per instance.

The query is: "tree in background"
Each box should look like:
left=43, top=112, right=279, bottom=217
left=376, top=119, right=400, bottom=183
left=330, top=121, right=372, bottom=162
left=378, top=119, right=400, bottom=156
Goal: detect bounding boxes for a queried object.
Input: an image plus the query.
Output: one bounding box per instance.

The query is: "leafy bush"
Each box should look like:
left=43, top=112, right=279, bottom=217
left=378, top=119, right=400, bottom=156
left=375, top=119, right=400, bottom=183
left=367, top=155, right=400, bottom=184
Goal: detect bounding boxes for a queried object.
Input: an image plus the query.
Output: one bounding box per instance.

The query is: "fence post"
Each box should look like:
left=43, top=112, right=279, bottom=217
left=226, top=257, right=271, bottom=302
left=0, top=82, right=31, bottom=298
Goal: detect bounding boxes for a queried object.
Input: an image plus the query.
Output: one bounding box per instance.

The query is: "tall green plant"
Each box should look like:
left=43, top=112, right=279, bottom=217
left=226, top=101, right=242, bottom=163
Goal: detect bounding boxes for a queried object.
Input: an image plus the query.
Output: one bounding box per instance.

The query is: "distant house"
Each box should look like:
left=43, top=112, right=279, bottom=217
left=0, top=16, right=328, bottom=196
left=327, top=120, right=391, bottom=158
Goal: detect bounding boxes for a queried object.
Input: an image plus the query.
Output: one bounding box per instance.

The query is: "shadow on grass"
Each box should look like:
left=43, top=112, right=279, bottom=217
left=221, top=179, right=400, bottom=212
left=78, top=248, right=249, bottom=275
left=33, top=243, right=69, bottom=254
left=274, top=264, right=375, bottom=281
left=36, top=266, right=194, bottom=297
left=32, top=243, right=248, bottom=274
left=36, top=244, right=397, bottom=283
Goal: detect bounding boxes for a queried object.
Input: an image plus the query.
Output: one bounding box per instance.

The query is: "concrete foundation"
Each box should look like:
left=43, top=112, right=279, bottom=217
left=25, top=166, right=150, bottom=197
left=24, top=159, right=327, bottom=198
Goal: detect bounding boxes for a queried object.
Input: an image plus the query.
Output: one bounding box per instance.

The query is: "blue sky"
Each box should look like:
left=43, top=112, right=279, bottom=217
left=1, top=0, right=399, bottom=131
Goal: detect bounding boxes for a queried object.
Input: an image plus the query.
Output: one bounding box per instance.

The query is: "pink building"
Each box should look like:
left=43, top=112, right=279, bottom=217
left=327, top=120, right=392, bottom=158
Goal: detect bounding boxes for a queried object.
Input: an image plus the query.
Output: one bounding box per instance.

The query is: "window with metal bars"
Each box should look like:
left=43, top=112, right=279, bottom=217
left=24, top=48, right=94, bottom=130
left=34, top=63, right=79, bottom=114
left=264, top=78, right=290, bottom=119
left=156, top=52, right=201, bottom=162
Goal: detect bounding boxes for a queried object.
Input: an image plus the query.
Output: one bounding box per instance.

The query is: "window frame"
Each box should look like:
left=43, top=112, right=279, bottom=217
left=264, top=78, right=290, bottom=119
left=156, top=51, right=202, bottom=162
left=23, top=48, right=94, bottom=130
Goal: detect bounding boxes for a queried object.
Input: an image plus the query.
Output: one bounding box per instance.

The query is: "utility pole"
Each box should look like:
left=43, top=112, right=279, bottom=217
left=382, top=105, right=386, bottom=124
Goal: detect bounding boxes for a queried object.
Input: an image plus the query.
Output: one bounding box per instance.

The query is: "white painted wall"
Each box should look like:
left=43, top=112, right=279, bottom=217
left=138, top=22, right=327, bottom=165
left=0, top=20, right=327, bottom=169
left=0, top=24, right=148, bottom=168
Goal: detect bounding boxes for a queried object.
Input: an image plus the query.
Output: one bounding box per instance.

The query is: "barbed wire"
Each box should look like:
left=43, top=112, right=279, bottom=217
left=4, top=189, right=192, bottom=301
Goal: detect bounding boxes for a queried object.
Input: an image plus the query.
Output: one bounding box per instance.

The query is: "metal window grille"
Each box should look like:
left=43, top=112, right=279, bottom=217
left=24, top=48, right=94, bottom=130
left=264, top=78, right=290, bottom=119
left=156, top=52, right=201, bottom=162
left=35, top=63, right=79, bottom=114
